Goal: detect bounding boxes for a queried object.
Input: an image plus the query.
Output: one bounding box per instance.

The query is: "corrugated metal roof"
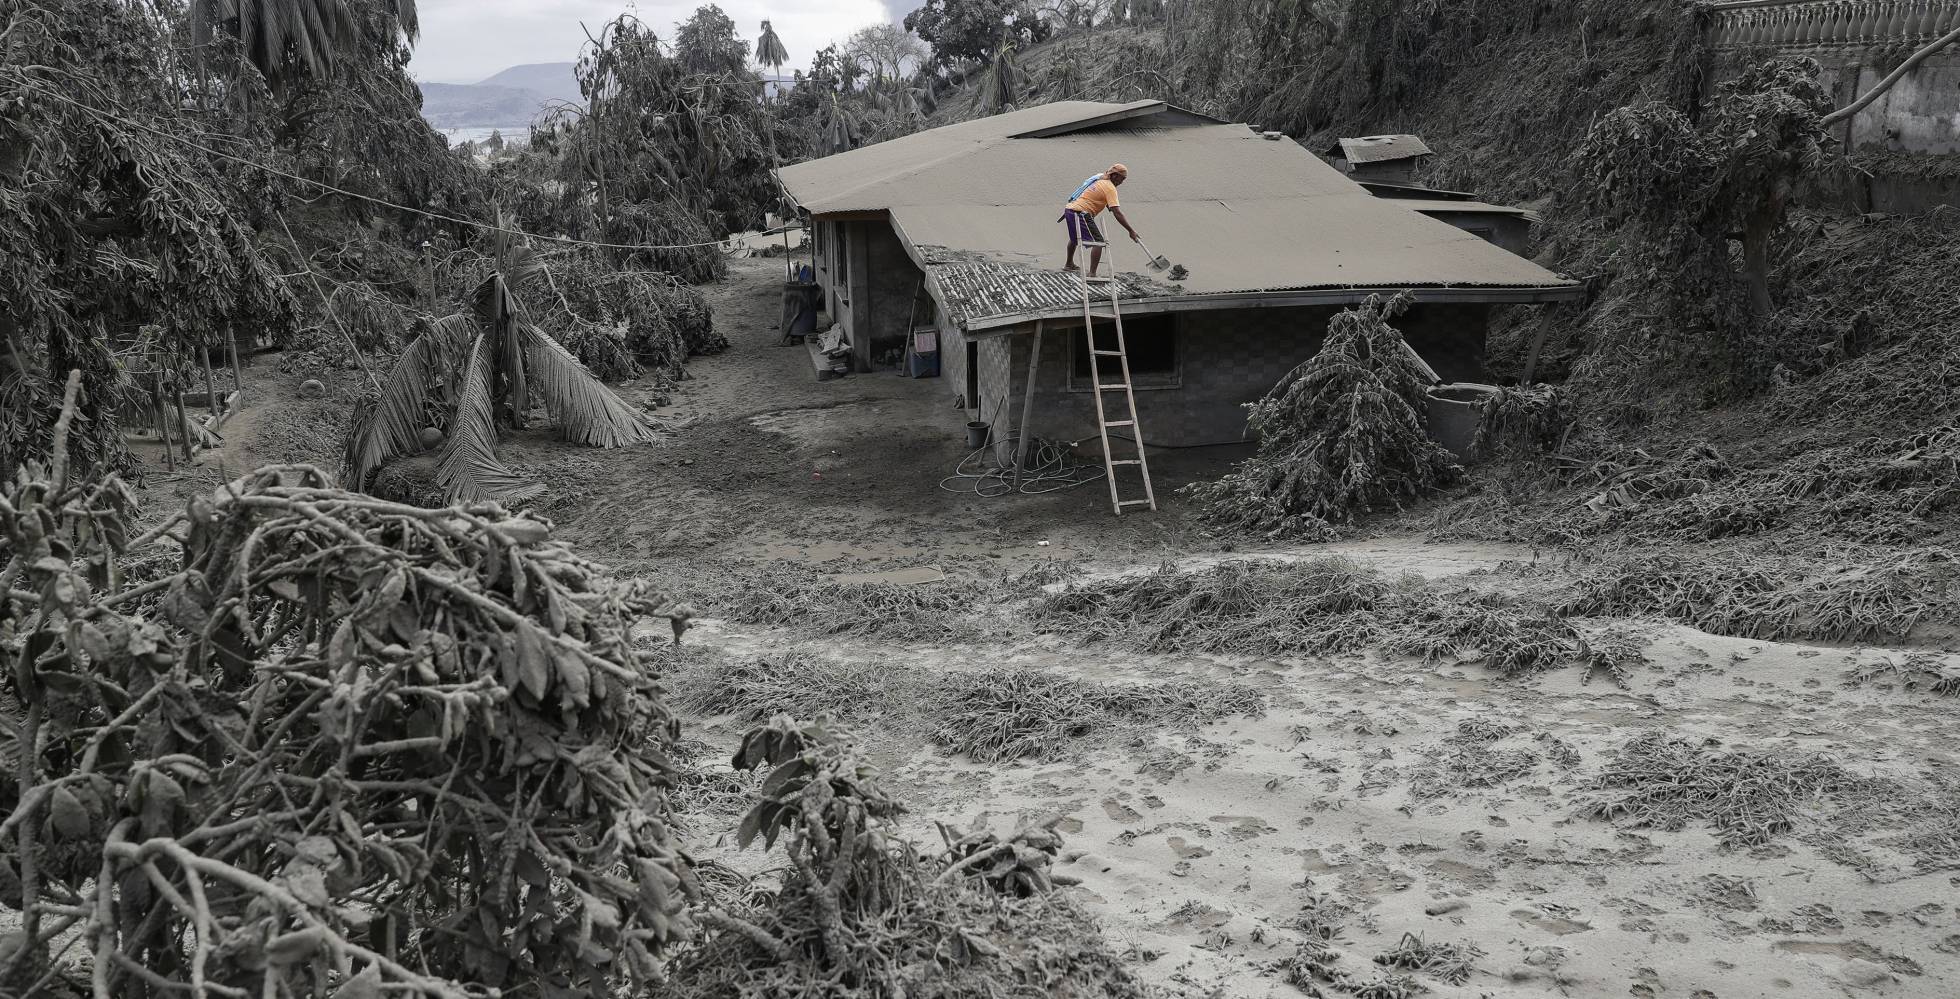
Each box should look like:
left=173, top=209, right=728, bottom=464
left=1329, top=135, right=1435, bottom=165
left=780, top=103, right=1575, bottom=331
left=916, top=246, right=1171, bottom=326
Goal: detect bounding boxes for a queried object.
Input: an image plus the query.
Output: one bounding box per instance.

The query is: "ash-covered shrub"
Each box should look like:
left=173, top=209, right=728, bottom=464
left=1187, top=293, right=1461, bottom=536
left=2, top=433, right=694, bottom=995
left=668, top=717, right=1148, bottom=998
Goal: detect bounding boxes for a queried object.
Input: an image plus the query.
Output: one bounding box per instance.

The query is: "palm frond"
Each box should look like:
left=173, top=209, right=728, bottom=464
left=342, top=316, right=466, bottom=489
left=387, top=0, right=419, bottom=42
left=518, top=324, right=660, bottom=449
left=499, top=244, right=547, bottom=302
left=436, top=331, right=543, bottom=504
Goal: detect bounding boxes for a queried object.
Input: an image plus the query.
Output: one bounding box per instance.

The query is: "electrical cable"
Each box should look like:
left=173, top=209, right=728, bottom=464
left=938, top=434, right=1106, bottom=497
left=19, top=80, right=800, bottom=254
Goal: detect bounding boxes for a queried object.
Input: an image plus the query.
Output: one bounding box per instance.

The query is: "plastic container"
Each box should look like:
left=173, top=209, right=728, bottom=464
left=965, top=421, right=991, bottom=450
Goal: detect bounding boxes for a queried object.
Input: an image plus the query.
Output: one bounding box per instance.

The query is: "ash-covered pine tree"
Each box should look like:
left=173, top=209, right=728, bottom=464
left=1188, top=293, right=1460, bottom=535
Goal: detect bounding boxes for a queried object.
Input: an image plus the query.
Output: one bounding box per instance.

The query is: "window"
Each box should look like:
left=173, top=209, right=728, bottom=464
left=835, top=224, right=850, bottom=295
left=1070, top=314, right=1177, bottom=389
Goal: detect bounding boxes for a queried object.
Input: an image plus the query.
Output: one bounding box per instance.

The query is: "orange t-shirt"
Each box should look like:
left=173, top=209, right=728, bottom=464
left=1066, top=178, right=1120, bottom=216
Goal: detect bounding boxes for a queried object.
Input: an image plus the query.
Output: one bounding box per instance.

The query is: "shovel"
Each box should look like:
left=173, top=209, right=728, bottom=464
left=1134, top=236, right=1171, bottom=271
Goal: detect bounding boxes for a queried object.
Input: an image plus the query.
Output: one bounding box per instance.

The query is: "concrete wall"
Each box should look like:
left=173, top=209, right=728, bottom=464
left=1705, top=2, right=1960, bottom=212
left=980, top=303, right=1492, bottom=452
left=863, top=223, right=923, bottom=367
left=810, top=219, right=864, bottom=367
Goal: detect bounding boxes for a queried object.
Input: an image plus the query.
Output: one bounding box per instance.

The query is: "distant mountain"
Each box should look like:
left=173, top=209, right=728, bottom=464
left=474, top=63, right=583, bottom=107
left=418, top=62, right=798, bottom=133
left=418, top=62, right=581, bottom=132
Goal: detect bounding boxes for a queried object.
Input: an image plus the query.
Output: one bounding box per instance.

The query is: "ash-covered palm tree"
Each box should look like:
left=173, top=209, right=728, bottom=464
left=756, top=19, right=789, bottom=94
left=343, top=223, right=658, bottom=503
left=191, top=0, right=420, bottom=91
left=979, top=34, right=1028, bottom=115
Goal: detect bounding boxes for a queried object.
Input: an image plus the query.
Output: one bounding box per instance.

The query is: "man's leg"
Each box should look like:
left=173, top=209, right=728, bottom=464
left=1089, top=245, right=1103, bottom=276
left=1063, top=212, right=1080, bottom=270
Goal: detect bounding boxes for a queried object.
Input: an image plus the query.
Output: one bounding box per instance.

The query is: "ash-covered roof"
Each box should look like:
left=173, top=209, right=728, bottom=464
left=1327, top=134, right=1436, bottom=165
left=779, top=103, right=1576, bottom=332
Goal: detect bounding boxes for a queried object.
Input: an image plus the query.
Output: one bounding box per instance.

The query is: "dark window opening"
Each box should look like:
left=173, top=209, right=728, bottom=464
left=1071, top=314, right=1177, bottom=386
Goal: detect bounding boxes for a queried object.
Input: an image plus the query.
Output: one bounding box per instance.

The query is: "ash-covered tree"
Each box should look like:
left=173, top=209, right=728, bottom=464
left=1576, top=56, right=1832, bottom=387
left=675, top=3, right=750, bottom=76
left=1187, top=294, right=1460, bottom=537
left=756, top=19, right=790, bottom=84
left=343, top=224, right=658, bottom=502
left=265, top=0, right=474, bottom=222
left=188, top=0, right=419, bottom=92
left=906, top=0, right=1051, bottom=69
left=542, top=11, right=774, bottom=261
left=0, top=0, right=298, bottom=480
left=2, top=383, right=692, bottom=996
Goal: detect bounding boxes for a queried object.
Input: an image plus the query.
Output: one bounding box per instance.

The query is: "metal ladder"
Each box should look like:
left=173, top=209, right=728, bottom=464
left=1078, top=242, right=1158, bottom=515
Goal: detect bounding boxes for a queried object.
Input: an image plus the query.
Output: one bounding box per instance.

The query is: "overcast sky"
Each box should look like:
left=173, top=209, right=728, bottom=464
left=409, top=1, right=916, bottom=83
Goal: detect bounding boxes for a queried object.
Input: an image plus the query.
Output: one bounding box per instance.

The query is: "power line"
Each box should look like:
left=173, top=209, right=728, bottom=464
left=25, top=82, right=799, bottom=254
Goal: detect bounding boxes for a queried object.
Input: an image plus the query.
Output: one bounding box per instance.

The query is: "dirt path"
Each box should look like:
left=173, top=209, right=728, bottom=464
left=192, top=256, right=1958, bottom=997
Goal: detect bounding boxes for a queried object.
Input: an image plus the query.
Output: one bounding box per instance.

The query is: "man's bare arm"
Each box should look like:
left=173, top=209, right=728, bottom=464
left=1110, top=206, right=1139, bottom=240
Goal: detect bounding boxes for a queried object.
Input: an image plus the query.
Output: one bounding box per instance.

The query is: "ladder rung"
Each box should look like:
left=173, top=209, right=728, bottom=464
left=1080, top=240, right=1108, bottom=247
left=1091, top=349, right=1124, bottom=357
left=1097, top=383, right=1130, bottom=390
left=1083, top=276, right=1114, bottom=284
left=1118, top=500, right=1154, bottom=508
left=1110, top=459, right=1142, bottom=466
left=1104, top=420, right=1135, bottom=428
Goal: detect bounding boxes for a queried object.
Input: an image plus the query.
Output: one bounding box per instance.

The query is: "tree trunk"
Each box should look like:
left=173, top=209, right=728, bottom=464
left=1739, top=195, right=1783, bottom=319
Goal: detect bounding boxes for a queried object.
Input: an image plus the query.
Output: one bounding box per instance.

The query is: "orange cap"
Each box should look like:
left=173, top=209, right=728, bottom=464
left=1108, top=163, right=1128, bottom=176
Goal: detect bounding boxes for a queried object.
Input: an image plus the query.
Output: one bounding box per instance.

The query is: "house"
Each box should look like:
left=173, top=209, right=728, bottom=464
left=777, top=100, right=1581, bottom=481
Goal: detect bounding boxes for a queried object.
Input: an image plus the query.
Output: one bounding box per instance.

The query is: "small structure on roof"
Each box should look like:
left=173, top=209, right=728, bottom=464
left=1328, top=134, right=1539, bottom=257
left=1325, top=135, right=1434, bottom=184
left=777, top=100, right=1580, bottom=499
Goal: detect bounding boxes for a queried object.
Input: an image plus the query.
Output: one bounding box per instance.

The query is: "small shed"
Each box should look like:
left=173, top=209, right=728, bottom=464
left=1325, top=135, right=1435, bottom=184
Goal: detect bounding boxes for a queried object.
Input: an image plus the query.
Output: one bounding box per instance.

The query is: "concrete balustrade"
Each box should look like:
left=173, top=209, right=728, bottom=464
left=1707, top=0, right=1960, bottom=48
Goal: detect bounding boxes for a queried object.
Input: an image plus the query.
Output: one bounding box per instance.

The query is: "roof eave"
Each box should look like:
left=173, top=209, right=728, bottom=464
left=960, top=283, right=1586, bottom=336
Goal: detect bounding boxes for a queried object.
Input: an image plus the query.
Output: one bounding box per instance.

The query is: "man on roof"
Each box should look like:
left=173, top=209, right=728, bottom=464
left=1061, top=163, right=1140, bottom=277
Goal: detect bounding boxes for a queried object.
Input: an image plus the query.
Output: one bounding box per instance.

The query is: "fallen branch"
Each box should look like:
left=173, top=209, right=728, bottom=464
left=1822, top=25, right=1960, bottom=127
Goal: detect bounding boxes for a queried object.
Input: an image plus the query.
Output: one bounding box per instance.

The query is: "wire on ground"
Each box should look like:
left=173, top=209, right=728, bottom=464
left=939, top=435, right=1106, bottom=497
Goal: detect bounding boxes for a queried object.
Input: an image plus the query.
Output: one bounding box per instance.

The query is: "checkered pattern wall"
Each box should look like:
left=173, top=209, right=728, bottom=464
left=965, top=303, right=1490, bottom=453
left=939, top=324, right=969, bottom=407
left=1000, top=307, right=1337, bottom=448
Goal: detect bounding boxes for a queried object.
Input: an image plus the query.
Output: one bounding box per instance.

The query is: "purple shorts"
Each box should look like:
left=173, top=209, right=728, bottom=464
left=1063, top=209, right=1104, bottom=246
